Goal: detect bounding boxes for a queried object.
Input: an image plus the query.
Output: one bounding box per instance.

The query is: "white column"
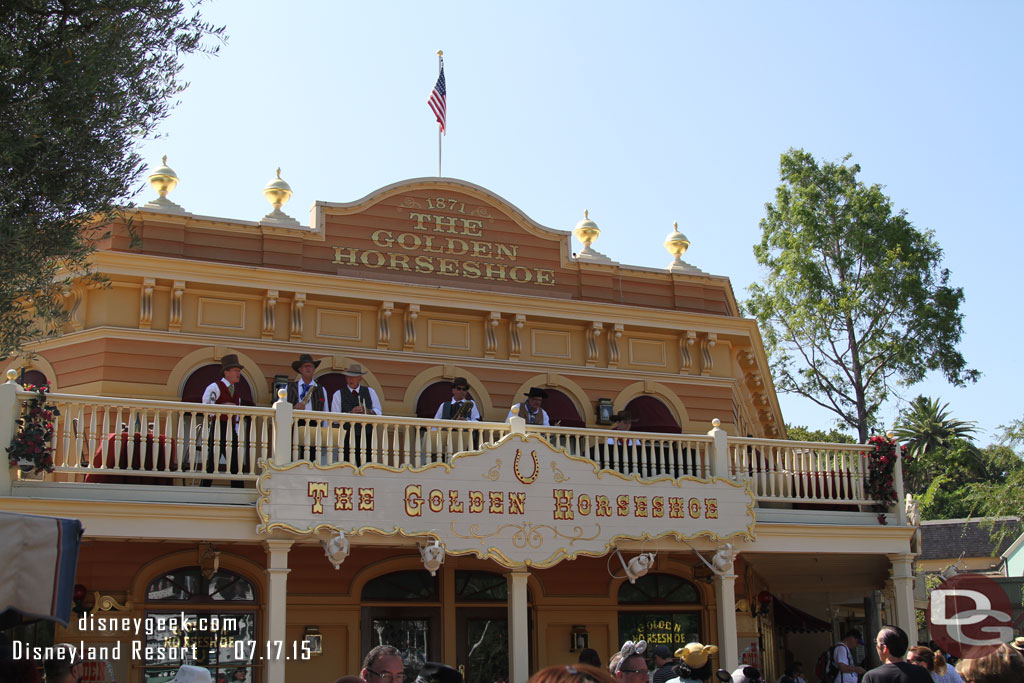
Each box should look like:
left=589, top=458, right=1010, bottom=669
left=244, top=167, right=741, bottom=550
left=888, top=553, right=917, bottom=646
left=265, top=540, right=293, bottom=683
left=507, top=570, right=530, bottom=683
left=273, top=391, right=293, bottom=466
left=0, top=371, right=22, bottom=496
left=713, top=572, right=739, bottom=672
left=707, top=419, right=731, bottom=479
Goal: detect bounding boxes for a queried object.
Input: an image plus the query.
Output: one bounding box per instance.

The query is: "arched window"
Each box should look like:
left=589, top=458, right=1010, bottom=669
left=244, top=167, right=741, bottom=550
left=362, top=570, right=440, bottom=601
left=144, top=567, right=258, bottom=681
left=455, top=571, right=508, bottom=601
left=416, top=381, right=477, bottom=419
left=617, top=574, right=701, bottom=666
left=181, top=364, right=254, bottom=404
left=625, top=396, right=680, bottom=434
left=541, top=389, right=585, bottom=428
left=21, top=369, right=49, bottom=389
left=314, top=372, right=348, bottom=405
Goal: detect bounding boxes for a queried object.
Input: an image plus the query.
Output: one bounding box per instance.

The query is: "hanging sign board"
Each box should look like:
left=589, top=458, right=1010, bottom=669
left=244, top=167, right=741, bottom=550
left=256, top=432, right=755, bottom=568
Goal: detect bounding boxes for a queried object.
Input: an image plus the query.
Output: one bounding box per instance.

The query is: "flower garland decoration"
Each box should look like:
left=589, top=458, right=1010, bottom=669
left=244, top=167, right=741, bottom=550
left=7, top=383, right=60, bottom=474
left=863, top=434, right=910, bottom=525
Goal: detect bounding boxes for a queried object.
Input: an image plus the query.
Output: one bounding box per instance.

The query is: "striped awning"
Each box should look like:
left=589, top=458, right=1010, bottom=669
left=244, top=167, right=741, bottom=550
left=0, top=510, right=83, bottom=627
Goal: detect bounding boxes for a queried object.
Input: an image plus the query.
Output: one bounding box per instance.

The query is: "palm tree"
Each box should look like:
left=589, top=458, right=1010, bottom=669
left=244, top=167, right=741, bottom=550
left=893, top=396, right=982, bottom=493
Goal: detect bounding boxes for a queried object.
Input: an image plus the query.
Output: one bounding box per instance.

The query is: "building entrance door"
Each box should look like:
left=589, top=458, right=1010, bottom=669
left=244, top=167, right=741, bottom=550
left=361, top=607, right=442, bottom=680
left=456, top=607, right=509, bottom=683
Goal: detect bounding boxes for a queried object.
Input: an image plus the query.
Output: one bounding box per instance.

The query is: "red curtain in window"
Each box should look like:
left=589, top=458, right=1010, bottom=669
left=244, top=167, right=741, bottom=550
left=181, top=364, right=254, bottom=404
left=624, top=396, right=680, bottom=434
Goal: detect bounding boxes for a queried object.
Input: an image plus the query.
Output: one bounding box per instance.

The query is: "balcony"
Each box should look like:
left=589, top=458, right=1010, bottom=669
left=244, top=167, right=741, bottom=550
left=1, top=386, right=906, bottom=525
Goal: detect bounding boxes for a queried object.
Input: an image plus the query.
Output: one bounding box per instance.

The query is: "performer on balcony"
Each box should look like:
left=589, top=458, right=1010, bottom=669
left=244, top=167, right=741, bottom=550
left=434, top=377, right=481, bottom=421
left=286, top=353, right=329, bottom=462
left=200, top=354, right=253, bottom=487
left=506, top=387, right=550, bottom=425
left=330, top=363, right=381, bottom=466
left=330, top=363, right=381, bottom=415
left=607, top=410, right=637, bottom=445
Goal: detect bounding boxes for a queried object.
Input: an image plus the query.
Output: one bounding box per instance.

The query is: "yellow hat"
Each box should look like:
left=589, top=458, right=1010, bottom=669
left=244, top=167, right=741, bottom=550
left=673, top=642, right=719, bottom=669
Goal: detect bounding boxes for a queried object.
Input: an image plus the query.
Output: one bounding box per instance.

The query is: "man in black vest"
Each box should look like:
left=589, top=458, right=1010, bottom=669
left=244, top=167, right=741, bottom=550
left=286, top=353, right=328, bottom=462
left=433, top=377, right=481, bottom=421
left=330, top=363, right=381, bottom=466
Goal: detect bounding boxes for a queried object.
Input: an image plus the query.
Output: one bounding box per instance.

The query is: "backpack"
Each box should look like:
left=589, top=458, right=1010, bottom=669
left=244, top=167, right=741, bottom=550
left=814, top=644, right=842, bottom=683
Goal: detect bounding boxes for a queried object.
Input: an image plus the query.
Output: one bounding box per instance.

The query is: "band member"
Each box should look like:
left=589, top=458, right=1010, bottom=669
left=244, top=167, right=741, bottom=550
left=287, top=353, right=329, bottom=411
left=200, top=354, right=253, bottom=487
left=330, top=364, right=382, bottom=415
left=506, top=387, right=550, bottom=425
left=330, top=363, right=381, bottom=466
left=286, top=353, right=328, bottom=462
left=434, top=377, right=481, bottom=420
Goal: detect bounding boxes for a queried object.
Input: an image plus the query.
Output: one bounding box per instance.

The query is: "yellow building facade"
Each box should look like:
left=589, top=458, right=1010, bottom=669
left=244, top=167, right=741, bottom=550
left=0, top=172, right=919, bottom=683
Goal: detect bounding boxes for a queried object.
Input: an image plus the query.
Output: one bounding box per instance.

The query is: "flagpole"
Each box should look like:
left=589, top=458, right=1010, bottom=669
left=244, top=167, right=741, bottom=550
left=437, top=50, right=443, bottom=177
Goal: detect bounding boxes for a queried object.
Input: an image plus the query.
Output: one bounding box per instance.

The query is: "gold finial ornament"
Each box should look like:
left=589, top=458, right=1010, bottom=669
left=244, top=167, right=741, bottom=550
left=437, top=50, right=443, bottom=56
left=573, top=209, right=601, bottom=249
left=148, top=156, right=179, bottom=199
left=665, top=220, right=691, bottom=271
left=6, top=369, right=17, bottom=383
left=263, top=167, right=293, bottom=210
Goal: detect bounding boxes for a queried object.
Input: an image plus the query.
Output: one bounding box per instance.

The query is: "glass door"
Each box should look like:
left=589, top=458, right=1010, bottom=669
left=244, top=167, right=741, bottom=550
left=361, top=607, right=441, bottom=681
left=456, top=608, right=509, bottom=683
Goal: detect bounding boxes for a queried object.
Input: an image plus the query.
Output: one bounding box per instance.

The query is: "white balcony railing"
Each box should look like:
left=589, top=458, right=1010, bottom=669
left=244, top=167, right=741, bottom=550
left=0, top=385, right=896, bottom=514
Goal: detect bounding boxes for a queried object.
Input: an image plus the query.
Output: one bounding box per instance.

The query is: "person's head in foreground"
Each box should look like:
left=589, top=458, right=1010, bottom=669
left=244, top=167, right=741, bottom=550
left=528, top=664, right=616, bottom=683
left=956, top=643, right=1024, bottom=683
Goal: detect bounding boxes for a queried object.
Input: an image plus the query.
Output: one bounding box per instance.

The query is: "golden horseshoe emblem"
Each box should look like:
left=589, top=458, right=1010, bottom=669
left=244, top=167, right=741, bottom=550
left=513, top=449, right=539, bottom=485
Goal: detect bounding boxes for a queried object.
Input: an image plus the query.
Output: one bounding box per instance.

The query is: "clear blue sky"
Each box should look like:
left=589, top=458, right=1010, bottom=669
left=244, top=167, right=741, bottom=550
left=136, top=1, right=1024, bottom=444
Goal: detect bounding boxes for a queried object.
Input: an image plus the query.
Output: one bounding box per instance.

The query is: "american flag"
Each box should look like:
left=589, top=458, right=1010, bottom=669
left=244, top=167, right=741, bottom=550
left=428, top=57, right=446, bottom=134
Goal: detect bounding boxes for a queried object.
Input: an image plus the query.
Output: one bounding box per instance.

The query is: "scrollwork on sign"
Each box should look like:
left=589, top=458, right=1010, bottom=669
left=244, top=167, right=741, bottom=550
left=483, top=459, right=502, bottom=481
left=468, top=207, right=492, bottom=218
left=398, top=198, right=424, bottom=209
left=551, top=461, right=569, bottom=483
left=449, top=521, right=602, bottom=549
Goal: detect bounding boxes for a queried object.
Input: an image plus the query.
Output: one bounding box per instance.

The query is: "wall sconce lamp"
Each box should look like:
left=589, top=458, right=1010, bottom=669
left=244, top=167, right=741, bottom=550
left=303, top=626, right=323, bottom=655
left=273, top=374, right=289, bottom=398
left=753, top=590, right=772, bottom=617
left=569, top=625, right=589, bottom=652
left=596, top=399, right=614, bottom=425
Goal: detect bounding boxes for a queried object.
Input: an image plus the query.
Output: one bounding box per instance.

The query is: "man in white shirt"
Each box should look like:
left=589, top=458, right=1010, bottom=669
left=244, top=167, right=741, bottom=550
left=330, top=363, right=381, bottom=466
left=434, top=377, right=481, bottom=421
left=833, top=629, right=866, bottom=683
left=200, top=354, right=251, bottom=487
left=286, top=353, right=329, bottom=462
left=506, top=387, right=549, bottom=425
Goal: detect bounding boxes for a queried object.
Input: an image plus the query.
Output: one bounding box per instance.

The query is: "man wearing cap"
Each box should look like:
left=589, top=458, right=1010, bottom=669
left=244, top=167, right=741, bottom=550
left=434, top=377, right=481, bottom=421
left=43, top=643, right=83, bottom=683
left=832, top=629, right=866, bottom=683
left=506, top=387, right=549, bottom=425
left=200, top=354, right=253, bottom=487
left=287, top=353, right=329, bottom=462
left=651, top=645, right=677, bottom=683
left=331, top=363, right=381, bottom=466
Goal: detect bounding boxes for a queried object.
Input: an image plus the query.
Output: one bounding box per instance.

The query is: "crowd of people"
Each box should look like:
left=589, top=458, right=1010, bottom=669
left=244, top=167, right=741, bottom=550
left=4, top=628, right=1022, bottom=682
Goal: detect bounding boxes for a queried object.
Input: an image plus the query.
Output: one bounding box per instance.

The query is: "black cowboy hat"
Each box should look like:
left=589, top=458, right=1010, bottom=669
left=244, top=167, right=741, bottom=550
left=416, top=663, right=463, bottom=683
left=524, top=387, right=548, bottom=399
left=451, top=377, right=471, bottom=390
left=220, top=354, right=243, bottom=371
left=291, top=353, right=322, bottom=372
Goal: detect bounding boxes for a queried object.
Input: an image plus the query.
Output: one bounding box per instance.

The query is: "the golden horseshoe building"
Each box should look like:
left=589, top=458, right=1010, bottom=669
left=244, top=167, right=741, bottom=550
left=0, top=168, right=920, bottom=683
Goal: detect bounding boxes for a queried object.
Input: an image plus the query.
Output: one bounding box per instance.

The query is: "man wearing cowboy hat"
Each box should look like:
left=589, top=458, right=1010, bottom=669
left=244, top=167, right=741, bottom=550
left=330, top=363, right=381, bottom=466
left=607, top=410, right=637, bottom=445
left=329, top=363, right=381, bottom=415
left=286, top=353, right=329, bottom=412
left=433, top=376, right=481, bottom=421
left=200, top=354, right=253, bottom=487
left=506, top=387, right=550, bottom=425
left=286, top=353, right=329, bottom=462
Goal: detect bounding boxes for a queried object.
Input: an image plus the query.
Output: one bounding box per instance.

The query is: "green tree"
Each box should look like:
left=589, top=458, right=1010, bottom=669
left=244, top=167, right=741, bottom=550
left=0, top=0, right=224, bottom=357
left=894, top=396, right=983, bottom=493
left=964, top=414, right=1024, bottom=527
left=785, top=424, right=855, bottom=444
left=746, top=149, right=979, bottom=442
